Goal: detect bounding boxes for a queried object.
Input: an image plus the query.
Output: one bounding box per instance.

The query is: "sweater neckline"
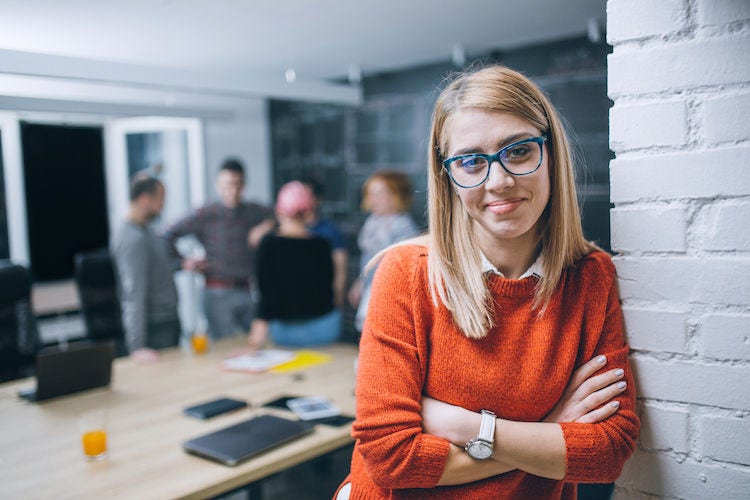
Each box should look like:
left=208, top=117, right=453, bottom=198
left=486, top=273, right=540, bottom=296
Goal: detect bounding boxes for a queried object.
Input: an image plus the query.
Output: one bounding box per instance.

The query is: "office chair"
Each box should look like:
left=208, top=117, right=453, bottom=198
left=0, top=262, right=40, bottom=383
left=74, top=249, right=127, bottom=356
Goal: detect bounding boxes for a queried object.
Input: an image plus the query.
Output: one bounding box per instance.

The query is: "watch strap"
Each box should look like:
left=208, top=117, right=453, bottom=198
left=477, top=410, right=496, bottom=444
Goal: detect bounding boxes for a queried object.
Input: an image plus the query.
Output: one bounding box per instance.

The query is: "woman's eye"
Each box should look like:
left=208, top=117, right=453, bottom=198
left=506, top=145, right=530, bottom=159
left=460, top=157, right=481, bottom=169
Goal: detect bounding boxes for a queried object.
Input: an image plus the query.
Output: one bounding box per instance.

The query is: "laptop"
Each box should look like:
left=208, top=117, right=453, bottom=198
left=183, top=414, right=314, bottom=466
left=18, top=340, right=115, bottom=402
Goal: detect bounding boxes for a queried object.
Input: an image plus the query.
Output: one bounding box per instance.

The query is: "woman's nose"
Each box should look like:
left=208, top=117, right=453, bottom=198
left=484, top=160, right=515, bottom=191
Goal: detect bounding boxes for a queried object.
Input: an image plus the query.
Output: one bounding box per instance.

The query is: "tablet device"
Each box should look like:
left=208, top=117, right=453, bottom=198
left=183, top=398, right=248, bottom=420
left=183, top=414, right=314, bottom=466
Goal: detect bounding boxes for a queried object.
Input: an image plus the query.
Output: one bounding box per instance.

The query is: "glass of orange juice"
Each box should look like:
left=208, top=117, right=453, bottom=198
left=79, top=410, right=107, bottom=461
left=191, top=333, right=208, bottom=354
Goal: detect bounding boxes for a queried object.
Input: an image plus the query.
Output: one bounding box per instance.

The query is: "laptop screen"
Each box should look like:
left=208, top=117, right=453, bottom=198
left=20, top=340, right=115, bottom=402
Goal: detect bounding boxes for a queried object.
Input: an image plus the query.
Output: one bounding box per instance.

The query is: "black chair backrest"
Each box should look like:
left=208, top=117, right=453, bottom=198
left=74, top=249, right=125, bottom=345
left=0, top=262, right=39, bottom=382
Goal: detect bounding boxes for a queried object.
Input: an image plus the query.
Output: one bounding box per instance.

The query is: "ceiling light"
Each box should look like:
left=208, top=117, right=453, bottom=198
left=285, top=68, right=297, bottom=83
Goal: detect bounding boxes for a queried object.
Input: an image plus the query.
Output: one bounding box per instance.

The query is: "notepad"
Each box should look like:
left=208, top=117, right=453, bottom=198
left=221, top=349, right=296, bottom=373
left=270, top=350, right=332, bottom=373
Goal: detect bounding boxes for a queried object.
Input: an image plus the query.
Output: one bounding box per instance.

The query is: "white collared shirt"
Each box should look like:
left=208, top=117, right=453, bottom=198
left=480, top=252, right=544, bottom=279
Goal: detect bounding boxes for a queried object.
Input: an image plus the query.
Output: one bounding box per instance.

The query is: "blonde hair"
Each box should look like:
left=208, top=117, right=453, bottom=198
left=428, top=65, right=596, bottom=339
left=361, top=170, right=413, bottom=213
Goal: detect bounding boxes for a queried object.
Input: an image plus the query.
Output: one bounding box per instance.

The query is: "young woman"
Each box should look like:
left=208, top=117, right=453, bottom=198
left=247, top=181, right=340, bottom=348
left=337, top=66, right=639, bottom=499
left=348, top=170, right=419, bottom=332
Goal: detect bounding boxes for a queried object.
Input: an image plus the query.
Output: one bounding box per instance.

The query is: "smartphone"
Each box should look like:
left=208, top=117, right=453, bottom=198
left=286, top=396, right=341, bottom=420
left=183, top=397, right=248, bottom=420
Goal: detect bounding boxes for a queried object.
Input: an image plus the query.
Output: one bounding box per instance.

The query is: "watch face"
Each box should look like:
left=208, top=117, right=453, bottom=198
left=467, top=440, right=493, bottom=460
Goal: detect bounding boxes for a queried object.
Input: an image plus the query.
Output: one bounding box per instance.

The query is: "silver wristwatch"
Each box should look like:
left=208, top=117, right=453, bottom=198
left=464, top=409, right=496, bottom=460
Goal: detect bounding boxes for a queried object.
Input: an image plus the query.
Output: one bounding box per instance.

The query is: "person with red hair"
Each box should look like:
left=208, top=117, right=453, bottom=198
left=247, top=181, right=341, bottom=348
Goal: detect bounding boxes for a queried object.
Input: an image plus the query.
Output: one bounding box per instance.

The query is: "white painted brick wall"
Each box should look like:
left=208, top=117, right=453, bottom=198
left=700, top=313, right=750, bottom=361
left=700, top=415, right=750, bottom=464
left=696, top=0, right=750, bottom=26
left=610, top=147, right=750, bottom=203
left=622, top=307, right=688, bottom=354
left=704, top=92, right=750, bottom=143
left=607, top=0, right=688, bottom=43
left=608, top=0, right=750, bottom=497
left=609, top=100, right=688, bottom=151
left=611, top=206, right=687, bottom=252
left=608, top=34, right=750, bottom=97
left=639, top=403, right=690, bottom=452
left=696, top=200, right=750, bottom=251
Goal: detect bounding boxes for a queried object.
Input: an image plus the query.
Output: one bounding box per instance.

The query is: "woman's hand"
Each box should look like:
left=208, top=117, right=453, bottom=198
left=247, top=319, right=270, bottom=351
left=543, top=355, right=627, bottom=424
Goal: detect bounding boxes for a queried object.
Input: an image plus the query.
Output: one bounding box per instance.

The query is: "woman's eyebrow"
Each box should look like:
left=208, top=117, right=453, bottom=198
left=450, top=132, right=536, bottom=157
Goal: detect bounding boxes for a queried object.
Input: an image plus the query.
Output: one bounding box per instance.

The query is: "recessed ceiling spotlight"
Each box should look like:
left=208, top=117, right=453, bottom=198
left=285, top=68, right=297, bottom=83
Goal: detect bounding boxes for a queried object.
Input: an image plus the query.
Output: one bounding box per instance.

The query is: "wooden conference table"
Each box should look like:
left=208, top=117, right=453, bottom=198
left=0, top=338, right=359, bottom=499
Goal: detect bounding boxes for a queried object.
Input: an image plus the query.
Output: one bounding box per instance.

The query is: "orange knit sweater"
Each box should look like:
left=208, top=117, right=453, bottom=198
left=342, top=245, right=639, bottom=499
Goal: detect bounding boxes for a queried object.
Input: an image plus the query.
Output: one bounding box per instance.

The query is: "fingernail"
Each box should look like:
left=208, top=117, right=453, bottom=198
left=615, top=369, right=624, bottom=377
left=597, top=355, right=606, bottom=364
left=617, top=381, right=627, bottom=390
left=611, top=401, right=620, bottom=408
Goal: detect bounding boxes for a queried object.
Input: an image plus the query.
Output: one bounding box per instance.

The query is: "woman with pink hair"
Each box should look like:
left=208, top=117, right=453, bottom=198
left=247, top=181, right=341, bottom=348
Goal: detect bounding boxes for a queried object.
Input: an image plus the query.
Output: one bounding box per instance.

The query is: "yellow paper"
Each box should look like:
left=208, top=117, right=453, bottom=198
left=270, top=350, right=332, bottom=373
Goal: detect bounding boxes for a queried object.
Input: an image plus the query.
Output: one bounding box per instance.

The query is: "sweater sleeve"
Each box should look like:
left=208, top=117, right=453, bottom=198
left=113, top=234, right=149, bottom=352
left=560, top=255, right=640, bottom=482
left=351, top=246, right=451, bottom=490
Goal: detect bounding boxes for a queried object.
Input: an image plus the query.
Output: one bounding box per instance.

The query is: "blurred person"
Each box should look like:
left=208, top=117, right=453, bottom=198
left=302, top=177, right=348, bottom=308
left=335, top=65, right=638, bottom=499
left=347, top=170, right=418, bottom=332
left=112, top=173, right=180, bottom=363
left=164, top=158, right=274, bottom=340
left=247, top=181, right=340, bottom=349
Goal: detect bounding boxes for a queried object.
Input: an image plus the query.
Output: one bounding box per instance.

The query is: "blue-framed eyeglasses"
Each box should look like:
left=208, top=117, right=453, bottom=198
left=442, top=135, right=548, bottom=189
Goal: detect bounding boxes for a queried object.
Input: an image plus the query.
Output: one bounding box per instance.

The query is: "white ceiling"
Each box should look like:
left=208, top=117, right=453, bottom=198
left=0, top=0, right=605, bottom=82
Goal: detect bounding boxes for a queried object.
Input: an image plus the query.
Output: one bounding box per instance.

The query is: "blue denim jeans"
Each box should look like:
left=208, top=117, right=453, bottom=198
left=269, top=309, right=342, bottom=347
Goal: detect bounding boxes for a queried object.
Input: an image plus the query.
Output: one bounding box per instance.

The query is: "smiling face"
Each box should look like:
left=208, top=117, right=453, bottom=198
left=445, top=108, right=550, bottom=253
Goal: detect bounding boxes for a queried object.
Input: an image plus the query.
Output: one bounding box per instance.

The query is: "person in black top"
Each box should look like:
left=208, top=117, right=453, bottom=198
left=247, top=181, right=341, bottom=348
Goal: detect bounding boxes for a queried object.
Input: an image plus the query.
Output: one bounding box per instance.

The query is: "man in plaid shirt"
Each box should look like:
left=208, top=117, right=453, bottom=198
left=164, top=158, right=274, bottom=340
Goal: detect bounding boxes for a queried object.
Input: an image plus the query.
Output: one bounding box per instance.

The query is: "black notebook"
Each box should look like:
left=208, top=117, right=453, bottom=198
left=182, top=414, right=314, bottom=466
left=183, top=397, right=248, bottom=420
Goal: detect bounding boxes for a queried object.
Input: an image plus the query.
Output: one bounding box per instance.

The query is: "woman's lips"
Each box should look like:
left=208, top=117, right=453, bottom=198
left=485, top=198, right=524, bottom=215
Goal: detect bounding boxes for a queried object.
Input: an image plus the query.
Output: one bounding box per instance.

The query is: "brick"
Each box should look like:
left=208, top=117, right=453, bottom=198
left=704, top=92, right=750, bottom=143
left=698, top=201, right=750, bottom=252
left=696, top=0, right=750, bottom=26
left=611, top=206, right=687, bottom=252
left=618, top=450, right=750, bottom=498
left=622, top=307, right=688, bottom=353
left=630, top=354, right=750, bottom=409
left=701, top=415, right=750, bottom=464
left=639, top=403, right=690, bottom=452
left=610, top=100, right=687, bottom=150
left=700, top=313, right=750, bottom=360
left=610, top=147, right=750, bottom=202
left=608, top=34, right=750, bottom=97
left=614, top=257, right=750, bottom=306
left=607, top=0, right=688, bottom=43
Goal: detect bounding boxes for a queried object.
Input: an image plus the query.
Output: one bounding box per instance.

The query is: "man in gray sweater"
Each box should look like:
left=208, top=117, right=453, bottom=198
left=112, top=174, right=180, bottom=363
